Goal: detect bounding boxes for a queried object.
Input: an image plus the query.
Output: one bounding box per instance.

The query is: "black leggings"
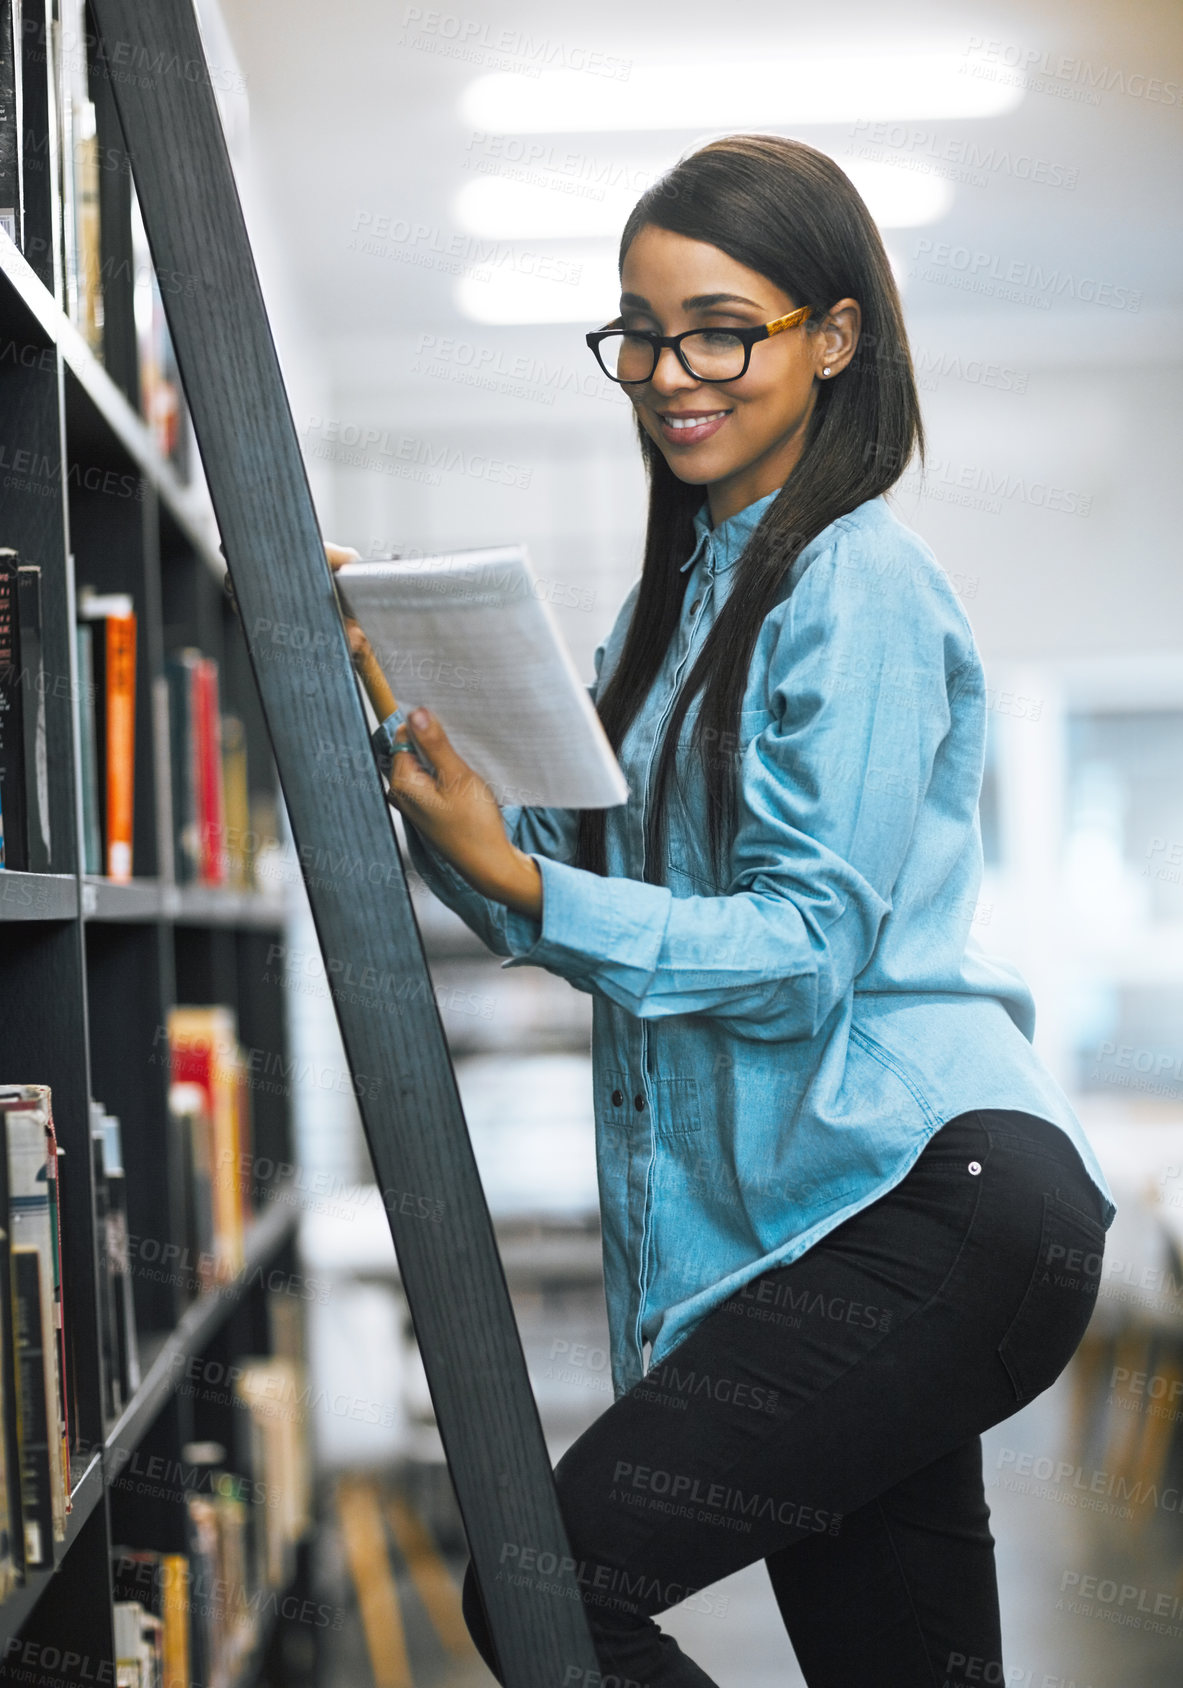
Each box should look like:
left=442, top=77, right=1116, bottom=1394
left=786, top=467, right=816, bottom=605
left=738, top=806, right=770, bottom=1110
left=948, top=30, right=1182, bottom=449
left=461, top=1109, right=1109, bottom=1687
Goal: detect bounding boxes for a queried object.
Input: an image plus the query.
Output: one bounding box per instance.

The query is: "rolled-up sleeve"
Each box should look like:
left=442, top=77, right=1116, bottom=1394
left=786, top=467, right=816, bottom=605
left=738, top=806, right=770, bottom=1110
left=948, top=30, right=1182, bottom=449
left=498, top=538, right=976, bottom=1040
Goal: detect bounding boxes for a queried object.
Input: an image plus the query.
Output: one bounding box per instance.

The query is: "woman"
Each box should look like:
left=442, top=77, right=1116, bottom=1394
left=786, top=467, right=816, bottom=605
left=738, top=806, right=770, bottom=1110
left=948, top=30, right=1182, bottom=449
left=335, top=134, right=1116, bottom=1687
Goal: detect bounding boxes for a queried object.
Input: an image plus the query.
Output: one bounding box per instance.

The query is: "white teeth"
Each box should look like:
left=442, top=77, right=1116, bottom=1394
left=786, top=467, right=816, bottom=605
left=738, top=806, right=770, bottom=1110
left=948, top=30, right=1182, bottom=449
left=665, top=412, right=726, bottom=430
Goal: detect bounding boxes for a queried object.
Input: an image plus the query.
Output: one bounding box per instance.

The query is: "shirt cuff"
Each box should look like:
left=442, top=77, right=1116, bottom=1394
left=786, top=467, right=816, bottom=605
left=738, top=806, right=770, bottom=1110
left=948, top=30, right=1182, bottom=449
left=499, top=854, right=668, bottom=990
left=370, top=705, right=434, bottom=776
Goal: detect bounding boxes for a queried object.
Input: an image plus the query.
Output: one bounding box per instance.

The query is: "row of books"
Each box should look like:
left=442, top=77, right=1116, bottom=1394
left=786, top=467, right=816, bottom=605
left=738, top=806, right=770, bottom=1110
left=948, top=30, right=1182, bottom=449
left=164, top=646, right=255, bottom=892
left=0, top=1084, right=69, bottom=1594
left=112, top=1349, right=312, bottom=1688
left=168, top=1004, right=256, bottom=1293
left=0, top=1002, right=259, bottom=1597
left=0, top=549, right=272, bottom=887
left=0, top=0, right=188, bottom=467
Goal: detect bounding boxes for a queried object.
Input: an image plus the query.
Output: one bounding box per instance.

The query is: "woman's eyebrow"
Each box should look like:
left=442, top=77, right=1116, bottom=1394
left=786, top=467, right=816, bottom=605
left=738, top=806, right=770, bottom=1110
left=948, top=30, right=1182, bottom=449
left=619, top=291, right=764, bottom=310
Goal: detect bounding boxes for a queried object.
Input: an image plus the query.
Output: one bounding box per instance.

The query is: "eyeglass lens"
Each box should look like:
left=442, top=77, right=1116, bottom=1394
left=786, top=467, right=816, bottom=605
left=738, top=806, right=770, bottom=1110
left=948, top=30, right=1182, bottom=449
left=600, top=330, right=748, bottom=383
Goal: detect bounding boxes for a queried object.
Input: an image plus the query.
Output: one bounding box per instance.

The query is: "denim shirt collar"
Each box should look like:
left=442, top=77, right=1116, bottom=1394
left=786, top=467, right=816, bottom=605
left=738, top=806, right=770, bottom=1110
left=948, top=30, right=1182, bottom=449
left=679, top=486, right=782, bottom=575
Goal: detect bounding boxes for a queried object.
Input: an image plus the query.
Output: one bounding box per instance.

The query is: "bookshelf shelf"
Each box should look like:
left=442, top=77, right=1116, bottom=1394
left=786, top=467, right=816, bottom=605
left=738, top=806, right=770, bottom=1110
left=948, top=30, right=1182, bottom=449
left=80, top=876, right=290, bottom=927
left=106, top=1192, right=299, bottom=1465
left=0, top=230, right=223, bottom=584
left=0, top=8, right=315, bottom=1682
left=0, top=1452, right=104, bottom=1653
left=0, top=872, right=79, bottom=921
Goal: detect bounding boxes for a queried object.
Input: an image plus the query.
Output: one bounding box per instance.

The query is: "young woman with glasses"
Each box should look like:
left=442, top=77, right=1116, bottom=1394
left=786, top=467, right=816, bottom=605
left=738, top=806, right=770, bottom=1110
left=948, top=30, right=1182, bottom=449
left=332, top=132, right=1115, bottom=1688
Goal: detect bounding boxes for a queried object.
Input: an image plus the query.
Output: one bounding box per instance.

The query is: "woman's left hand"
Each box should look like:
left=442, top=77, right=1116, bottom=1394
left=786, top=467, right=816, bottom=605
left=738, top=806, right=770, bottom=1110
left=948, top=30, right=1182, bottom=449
left=386, top=709, right=542, bottom=920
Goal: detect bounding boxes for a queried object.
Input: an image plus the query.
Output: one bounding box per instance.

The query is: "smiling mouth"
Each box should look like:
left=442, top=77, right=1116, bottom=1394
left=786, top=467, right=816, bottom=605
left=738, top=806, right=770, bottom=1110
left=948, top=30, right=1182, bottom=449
left=660, top=410, right=730, bottom=430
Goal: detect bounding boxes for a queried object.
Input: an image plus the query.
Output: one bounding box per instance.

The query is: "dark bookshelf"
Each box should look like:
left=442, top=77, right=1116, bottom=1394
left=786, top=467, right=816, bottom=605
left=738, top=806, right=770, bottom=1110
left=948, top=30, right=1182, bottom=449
left=0, top=5, right=314, bottom=1679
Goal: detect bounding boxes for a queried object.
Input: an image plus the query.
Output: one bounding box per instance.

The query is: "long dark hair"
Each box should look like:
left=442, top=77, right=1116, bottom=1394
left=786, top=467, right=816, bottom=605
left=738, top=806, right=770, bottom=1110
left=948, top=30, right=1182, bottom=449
left=573, top=133, right=925, bottom=885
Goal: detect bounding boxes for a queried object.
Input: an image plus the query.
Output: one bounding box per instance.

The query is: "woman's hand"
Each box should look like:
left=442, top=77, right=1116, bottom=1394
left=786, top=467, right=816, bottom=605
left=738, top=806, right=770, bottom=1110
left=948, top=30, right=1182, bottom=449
left=325, top=543, right=396, bottom=718
left=324, top=542, right=541, bottom=921
left=387, top=709, right=543, bottom=920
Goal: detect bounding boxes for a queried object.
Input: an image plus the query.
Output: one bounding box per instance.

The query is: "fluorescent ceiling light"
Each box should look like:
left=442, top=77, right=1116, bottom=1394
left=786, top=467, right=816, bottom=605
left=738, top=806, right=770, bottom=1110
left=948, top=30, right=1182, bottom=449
left=455, top=158, right=951, bottom=239
left=459, top=52, right=1024, bottom=132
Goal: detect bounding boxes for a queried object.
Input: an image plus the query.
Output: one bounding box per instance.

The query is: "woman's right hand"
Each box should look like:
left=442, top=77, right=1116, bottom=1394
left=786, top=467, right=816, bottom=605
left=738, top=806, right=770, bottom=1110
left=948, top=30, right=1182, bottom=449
left=325, top=542, right=398, bottom=720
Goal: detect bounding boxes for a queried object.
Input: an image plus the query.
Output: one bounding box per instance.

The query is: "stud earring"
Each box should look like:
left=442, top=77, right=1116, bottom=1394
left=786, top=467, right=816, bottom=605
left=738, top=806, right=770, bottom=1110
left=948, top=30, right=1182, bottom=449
left=822, top=366, right=831, bottom=376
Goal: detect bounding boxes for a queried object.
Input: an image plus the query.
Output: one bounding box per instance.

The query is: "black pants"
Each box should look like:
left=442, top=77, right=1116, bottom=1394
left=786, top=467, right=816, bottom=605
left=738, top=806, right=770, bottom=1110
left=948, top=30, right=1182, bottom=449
left=461, top=1109, right=1109, bottom=1687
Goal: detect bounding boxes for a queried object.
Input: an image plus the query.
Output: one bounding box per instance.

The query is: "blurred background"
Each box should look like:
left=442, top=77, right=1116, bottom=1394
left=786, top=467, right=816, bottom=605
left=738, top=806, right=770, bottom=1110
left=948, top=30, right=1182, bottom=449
left=202, top=0, right=1183, bottom=1680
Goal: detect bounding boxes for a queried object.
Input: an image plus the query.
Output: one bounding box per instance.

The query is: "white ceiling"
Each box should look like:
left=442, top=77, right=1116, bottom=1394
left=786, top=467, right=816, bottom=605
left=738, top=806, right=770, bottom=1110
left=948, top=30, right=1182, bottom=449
left=218, top=0, right=1182, bottom=362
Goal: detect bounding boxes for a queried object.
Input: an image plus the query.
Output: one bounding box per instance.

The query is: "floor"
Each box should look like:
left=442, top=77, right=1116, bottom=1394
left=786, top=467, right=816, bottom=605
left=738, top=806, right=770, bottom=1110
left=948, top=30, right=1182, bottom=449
left=305, top=1278, right=1183, bottom=1687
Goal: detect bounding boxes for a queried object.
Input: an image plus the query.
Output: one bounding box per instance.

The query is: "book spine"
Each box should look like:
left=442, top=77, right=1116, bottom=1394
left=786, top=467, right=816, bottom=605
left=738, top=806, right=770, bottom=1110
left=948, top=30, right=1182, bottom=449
left=91, top=1126, right=120, bottom=1419
left=12, top=1249, right=53, bottom=1567
left=0, top=1107, right=18, bottom=1594
left=43, top=1106, right=69, bottom=1511
left=7, top=1098, right=66, bottom=1541
left=0, top=0, right=21, bottom=245
left=76, top=622, right=103, bottom=873
left=165, top=653, right=199, bottom=885
left=161, top=1553, right=190, bottom=1688
left=16, top=564, right=50, bottom=871
left=152, top=673, right=175, bottom=884
left=0, top=552, right=27, bottom=871
left=104, top=611, right=136, bottom=881
left=195, top=657, right=224, bottom=885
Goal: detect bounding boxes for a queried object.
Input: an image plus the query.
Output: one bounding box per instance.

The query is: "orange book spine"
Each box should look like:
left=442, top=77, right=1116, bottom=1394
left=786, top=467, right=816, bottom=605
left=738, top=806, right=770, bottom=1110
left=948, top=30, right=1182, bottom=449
left=105, top=614, right=137, bottom=881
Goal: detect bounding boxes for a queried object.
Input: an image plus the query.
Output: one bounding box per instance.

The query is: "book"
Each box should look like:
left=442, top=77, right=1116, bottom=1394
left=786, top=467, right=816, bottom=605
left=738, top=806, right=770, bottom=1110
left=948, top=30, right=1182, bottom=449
left=76, top=620, right=103, bottom=874
left=112, top=1549, right=189, bottom=1688
left=90, top=1102, right=140, bottom=1414
left=0, top=0, right=21, bottom=247
left=167, top=1080, right=216, bottom=1302
left=0, top=551, right=52, bottom=872
left=2, top=1084, right=69, bottom=1550
left=78, top=588, right=137, bottom=881
left=16, top=561, right=50, bottom=870
left=220, top=714, right=249, bottom=889
left=193, top=655, right=224, bottom=886
left=335, top=548, right=628, bottom=808
left=113, top=1599, right=164, bottom=1688
left=152, top=674, right=175, bottom=885
left=0, top=1116, right=22, bottom=1592
left=0, top=551, right=26, bottom=871
left=129, top=183, right=185, bottom=469
left=234, top=1357, right=311, bottom=1591
left=167, top=1008, right=251, bottom=1283
left=56, top=0, right=102, bottom=355
left=165, top=648, right=201, bottom=885
left=11, top=1248, right=53, bottom=1569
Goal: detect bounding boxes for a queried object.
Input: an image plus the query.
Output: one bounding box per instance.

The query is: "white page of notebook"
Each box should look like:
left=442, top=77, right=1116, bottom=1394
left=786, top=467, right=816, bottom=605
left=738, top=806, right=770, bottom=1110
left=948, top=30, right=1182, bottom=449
left=335, top=548, right=629, bottom=809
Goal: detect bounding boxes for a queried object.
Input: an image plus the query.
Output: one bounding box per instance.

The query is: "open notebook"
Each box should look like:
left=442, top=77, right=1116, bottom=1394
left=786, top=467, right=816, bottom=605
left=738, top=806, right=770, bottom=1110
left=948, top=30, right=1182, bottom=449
left=334, top=547, right=629, bottom=809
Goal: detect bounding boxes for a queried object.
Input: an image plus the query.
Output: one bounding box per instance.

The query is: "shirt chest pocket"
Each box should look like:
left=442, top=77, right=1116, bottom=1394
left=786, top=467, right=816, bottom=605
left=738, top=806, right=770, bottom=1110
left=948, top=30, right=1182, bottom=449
left=602, top=1070, right=704, bottom=1137
left=666, top=708, right=772, bottom=893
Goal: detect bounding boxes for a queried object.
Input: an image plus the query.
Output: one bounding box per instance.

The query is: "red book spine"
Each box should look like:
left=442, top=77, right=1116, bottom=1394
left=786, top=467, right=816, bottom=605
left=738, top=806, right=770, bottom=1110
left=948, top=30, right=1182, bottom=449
left=194, top=658, right=224, bottom=885
left=104, top=614, right=137, bottom=881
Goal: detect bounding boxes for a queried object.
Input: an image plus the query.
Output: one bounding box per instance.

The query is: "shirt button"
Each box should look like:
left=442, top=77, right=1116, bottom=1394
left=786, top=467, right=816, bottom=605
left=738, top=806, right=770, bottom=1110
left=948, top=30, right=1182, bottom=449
left=689, top=597, right=701, bottom=614
left=634, top=1093, right=646, bottom=1111
left=968, top=1161, right=982, bottom=1175
left=610, top=1089, right=624, bottom=1107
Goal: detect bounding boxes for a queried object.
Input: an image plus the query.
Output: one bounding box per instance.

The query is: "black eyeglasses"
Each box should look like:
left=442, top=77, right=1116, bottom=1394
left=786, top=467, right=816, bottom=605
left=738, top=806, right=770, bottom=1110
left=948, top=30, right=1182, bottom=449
left=586, top=305, right=813, bottom=385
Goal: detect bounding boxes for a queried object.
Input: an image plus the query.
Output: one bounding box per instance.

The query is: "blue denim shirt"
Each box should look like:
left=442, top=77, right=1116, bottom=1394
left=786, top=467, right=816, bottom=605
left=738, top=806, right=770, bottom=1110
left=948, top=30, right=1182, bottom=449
left=372, top=489, right=1117, bottom=1400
